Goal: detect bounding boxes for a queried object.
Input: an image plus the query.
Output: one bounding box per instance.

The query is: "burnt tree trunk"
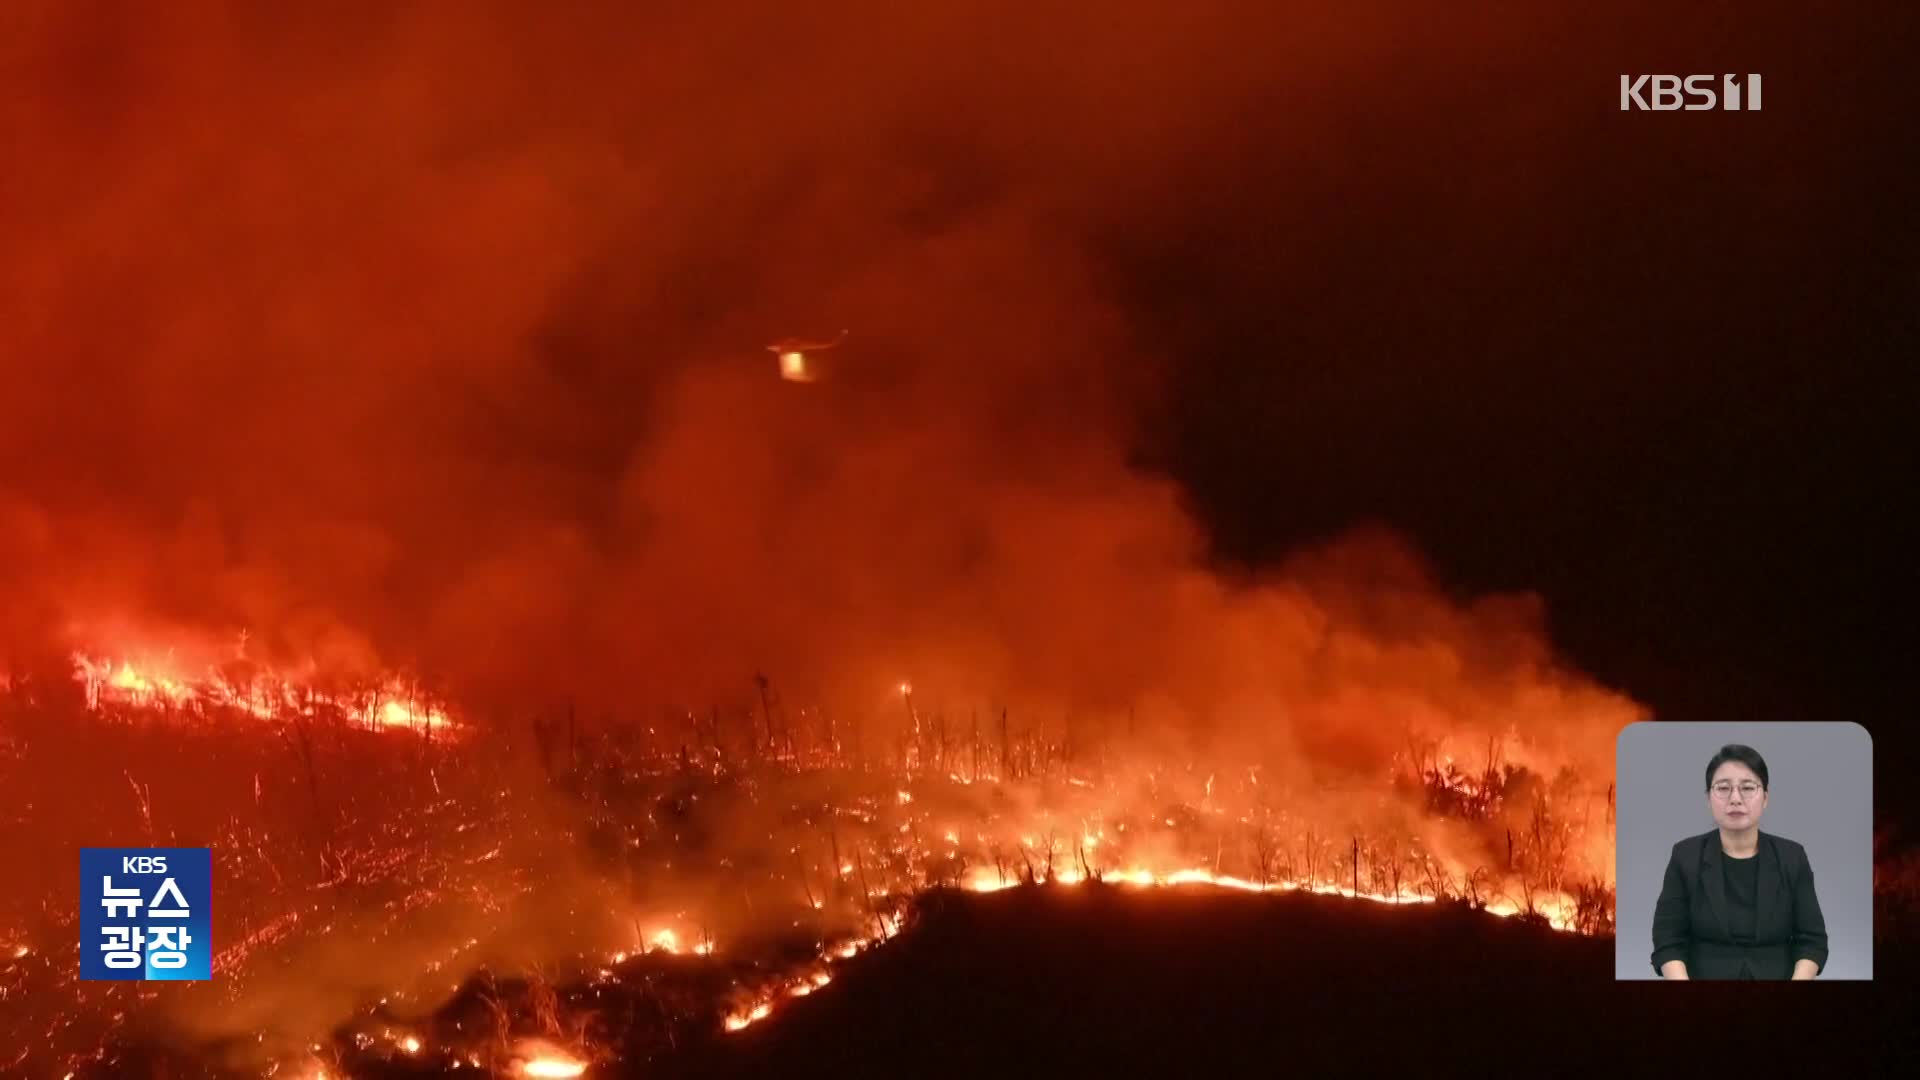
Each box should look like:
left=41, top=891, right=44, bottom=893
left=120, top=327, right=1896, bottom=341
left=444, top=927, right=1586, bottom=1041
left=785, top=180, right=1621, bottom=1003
left=754, top=673, right=775, bottom=757
left=970, top=707, right=980, bottom=782
left=999, top=706, right=1010, bottom=781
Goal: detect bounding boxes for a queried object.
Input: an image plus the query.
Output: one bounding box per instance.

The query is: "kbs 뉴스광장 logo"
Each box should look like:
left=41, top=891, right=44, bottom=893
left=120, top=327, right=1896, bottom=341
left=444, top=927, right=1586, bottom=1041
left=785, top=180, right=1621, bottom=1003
left=80, top=848, right=212, bottom=981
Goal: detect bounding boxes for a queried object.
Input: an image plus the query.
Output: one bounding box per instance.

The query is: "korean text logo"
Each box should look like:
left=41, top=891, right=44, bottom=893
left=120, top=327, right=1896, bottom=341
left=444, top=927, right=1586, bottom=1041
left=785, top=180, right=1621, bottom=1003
left=80, top=848, right=212, bottom=980
left=1620, top=74, right=1762, bottom=111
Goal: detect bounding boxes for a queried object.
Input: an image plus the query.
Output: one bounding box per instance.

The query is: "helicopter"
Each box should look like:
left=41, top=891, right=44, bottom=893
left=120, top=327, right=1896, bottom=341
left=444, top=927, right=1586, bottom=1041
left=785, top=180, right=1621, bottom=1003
left=766, top=329, right=848, bottom=383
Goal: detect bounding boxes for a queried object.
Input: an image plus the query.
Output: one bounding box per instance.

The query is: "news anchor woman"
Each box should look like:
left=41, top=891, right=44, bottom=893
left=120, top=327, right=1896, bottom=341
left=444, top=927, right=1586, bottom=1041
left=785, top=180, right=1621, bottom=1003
left=1651, top=744, right=1828, bottom=979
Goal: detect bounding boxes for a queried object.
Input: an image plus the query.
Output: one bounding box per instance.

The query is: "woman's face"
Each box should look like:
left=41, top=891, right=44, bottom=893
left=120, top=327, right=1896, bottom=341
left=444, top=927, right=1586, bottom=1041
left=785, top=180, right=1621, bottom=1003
left=1708, top=761, right=1768, bottom=833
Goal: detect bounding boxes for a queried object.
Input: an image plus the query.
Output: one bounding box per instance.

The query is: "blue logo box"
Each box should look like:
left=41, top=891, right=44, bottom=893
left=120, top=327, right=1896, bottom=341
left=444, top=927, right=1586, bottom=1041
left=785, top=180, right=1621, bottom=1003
left=80, top=848, right=211, bottom=981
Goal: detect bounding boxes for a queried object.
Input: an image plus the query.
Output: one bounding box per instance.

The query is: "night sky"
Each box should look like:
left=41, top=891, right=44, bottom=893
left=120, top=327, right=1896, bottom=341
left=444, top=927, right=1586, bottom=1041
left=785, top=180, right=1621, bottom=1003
left=1121, top=4, right=1916, bottom=756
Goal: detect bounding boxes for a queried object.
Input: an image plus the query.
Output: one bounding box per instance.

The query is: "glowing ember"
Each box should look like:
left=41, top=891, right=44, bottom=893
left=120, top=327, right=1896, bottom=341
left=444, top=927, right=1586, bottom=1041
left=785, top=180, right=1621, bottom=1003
left=965, top=866, right=1017, bottom=893
left=515, top=1041, right=588, bottom=1078
left=724, top=999, right=777, bottom=1033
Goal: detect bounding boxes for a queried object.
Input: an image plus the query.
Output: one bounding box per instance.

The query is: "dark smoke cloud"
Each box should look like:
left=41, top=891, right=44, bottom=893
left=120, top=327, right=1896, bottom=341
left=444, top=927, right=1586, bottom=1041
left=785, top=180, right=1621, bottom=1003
left=1, top=3, right=1640, bottom=765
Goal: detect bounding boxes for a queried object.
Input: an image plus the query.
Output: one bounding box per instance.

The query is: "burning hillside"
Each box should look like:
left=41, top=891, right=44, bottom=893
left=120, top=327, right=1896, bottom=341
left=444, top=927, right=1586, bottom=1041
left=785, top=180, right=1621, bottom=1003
left=1, top=557, right=1634, bottom=1077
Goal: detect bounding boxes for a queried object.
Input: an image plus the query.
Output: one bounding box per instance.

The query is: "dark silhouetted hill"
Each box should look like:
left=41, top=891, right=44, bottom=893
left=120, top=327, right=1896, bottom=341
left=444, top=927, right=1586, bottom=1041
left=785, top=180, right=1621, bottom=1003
left=668, top=883, right=1901, bottom=1077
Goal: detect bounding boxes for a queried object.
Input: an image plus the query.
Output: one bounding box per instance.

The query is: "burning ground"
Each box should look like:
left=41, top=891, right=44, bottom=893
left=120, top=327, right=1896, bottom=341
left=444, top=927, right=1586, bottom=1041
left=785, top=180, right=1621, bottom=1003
left=0, top=536, right=1637, bottom=1077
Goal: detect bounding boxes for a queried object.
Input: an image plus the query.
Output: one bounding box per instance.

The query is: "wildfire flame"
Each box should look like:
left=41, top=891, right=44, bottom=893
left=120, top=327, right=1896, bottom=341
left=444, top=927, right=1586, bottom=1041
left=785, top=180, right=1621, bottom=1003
left=515, top=1041, right=588, bottom=1078
left=14, top=635, right=1615, bottom=1076
left=66, top=649, right=455, bottom=735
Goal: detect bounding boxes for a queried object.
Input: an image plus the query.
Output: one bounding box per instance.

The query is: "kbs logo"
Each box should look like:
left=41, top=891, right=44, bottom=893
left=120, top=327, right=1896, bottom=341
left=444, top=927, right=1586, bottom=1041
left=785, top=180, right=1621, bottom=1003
left=80, top=848, right=212, bottom=981
left=1620, top=74, right=1762, bottom=111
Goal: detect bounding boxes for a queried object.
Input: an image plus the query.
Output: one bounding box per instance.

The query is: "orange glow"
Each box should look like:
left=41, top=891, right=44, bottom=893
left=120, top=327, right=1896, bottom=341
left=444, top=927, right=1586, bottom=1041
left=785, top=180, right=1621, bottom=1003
left=724, top=1000, right=776, bottom=1033
left=778, top=350, right=814, bottom=382
left=515, top=1041, right=588, bottom=1078
left=67, top=648, right=455, bottom=735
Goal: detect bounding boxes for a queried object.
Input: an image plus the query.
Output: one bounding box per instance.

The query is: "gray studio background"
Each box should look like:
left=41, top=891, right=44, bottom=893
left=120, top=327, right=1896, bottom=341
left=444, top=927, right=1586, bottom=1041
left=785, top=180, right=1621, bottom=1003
left=1614, top=721, right=1872, bottom=979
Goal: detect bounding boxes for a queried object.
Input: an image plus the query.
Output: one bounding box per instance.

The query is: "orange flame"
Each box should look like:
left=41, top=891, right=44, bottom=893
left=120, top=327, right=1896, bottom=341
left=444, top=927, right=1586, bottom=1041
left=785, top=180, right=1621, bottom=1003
left=67, top=648, right=455, bottom=735
left=515, top=1040, right=588, bottom=1078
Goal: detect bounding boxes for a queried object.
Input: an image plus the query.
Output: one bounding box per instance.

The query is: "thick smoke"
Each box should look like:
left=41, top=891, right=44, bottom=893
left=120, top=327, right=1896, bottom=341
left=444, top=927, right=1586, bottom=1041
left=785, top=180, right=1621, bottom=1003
left=1, top=2, right=1639, bottom=758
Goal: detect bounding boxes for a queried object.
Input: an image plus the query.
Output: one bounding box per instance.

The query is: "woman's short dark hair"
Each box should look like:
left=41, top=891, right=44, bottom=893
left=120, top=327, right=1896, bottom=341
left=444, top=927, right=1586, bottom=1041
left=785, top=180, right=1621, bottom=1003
left=1705, top=744, right=1770, bottom=792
